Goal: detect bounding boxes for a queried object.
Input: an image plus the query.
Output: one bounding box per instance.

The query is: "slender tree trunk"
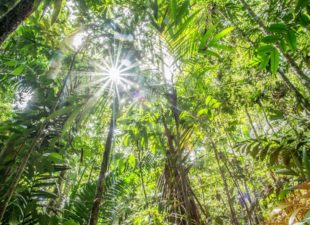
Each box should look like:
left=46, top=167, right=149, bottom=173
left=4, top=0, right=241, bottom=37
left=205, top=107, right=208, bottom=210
left=211, top=140, right=239, bottom=225
left=88, top=108, right=116, bottom=225
left=238, top=0, right=310, bottom=88
left=157, top=35, right=204, bottom=224
left=277, top=69, right=310, bottom=112
left=189, top=187, right=211, bottom=221
left=0, top=0, right=38, bottom=45
left=87, top=161, right=96, bottom=183
left=245, top=107, right=259, bottom=138
left=258, top=100, right=275, bottom=133
left=222, top=155, right=254, bottom=225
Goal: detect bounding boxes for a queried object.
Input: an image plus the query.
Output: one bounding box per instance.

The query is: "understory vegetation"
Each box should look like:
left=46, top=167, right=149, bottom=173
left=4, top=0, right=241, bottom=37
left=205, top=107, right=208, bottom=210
left=0, top=0, right=310, bottom=224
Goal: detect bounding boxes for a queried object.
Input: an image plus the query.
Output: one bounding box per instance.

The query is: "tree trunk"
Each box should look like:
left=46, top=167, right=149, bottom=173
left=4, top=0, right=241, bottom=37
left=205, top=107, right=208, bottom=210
left=211, top=140, right=239, bottom=225
left=258, top=100, right=275, bottom=133
left=238, top=0, right=310, bottom=88
left=245, top=107, right=259, bottom=138
left=88, top=109, right=116, bottom=225
left=0, top=0, right=37, bottom=45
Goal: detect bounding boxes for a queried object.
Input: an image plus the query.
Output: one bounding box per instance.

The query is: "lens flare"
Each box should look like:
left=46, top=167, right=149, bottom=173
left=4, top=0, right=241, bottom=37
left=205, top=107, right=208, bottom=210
left=108, top=66, right=121, bottom=83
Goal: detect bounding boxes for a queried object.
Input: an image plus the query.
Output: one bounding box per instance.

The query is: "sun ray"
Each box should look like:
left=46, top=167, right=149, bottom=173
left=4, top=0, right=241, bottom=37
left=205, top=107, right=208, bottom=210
left=119, top=62, right=139, bottom=73
left=114, top=44, right=123, bottom=68
left=83, top=45, right=139, bottom=106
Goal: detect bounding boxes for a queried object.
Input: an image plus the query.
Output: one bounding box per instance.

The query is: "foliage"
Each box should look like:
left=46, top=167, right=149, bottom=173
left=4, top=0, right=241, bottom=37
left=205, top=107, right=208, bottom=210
left=0, top=0, right=309, bottom=224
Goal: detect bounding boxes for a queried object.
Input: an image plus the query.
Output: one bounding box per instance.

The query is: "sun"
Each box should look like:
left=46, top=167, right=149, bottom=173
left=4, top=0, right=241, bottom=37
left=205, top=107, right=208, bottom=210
left=108, top=66, right=121, bottom=83
left=87, top=46, right=138, bottom=101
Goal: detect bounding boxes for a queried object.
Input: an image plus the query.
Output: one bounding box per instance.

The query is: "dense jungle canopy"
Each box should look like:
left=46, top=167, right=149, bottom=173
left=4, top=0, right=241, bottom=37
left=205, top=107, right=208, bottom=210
left=0, top=0, right=310, bottom=224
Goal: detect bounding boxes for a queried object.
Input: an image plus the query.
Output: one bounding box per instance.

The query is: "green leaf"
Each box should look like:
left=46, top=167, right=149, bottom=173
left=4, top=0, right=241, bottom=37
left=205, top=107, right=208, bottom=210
left=212, top=102, right=221, bottom=109
left=261, top=35, right=279, bottom=44
left=43, top=152, right=64, bottom=163
left=63, top=220, right=79, bottom=225
left=151, top=0, right=159, bottom=20
left=200, top=24, right=217, bottom=48
left=292, top=153, right=304, bottom=173
left=270, top=47, right=280, bottom=75
left=257, top=45, right=273, bottom=55
left=210, top=43, right=233, bottom=51
left=205, top=50, right=220, bottom=58
left=176, top=0, right=189, bottom=22
left=5, top=60, right=17, bottom=66
left=259, top=54, right=270, bottom=70
left=12, top=65, right=25, bottom=75
left=244, top=142, right=255, bottom=154
left=286, top=30, right=297, bottom=50
left=211, top=26, right=235, bottom=43
left=269, top=147, right=281, bottom=165
left=170, top=0, right=177, bottom=20
left=279, top=39, right=287, bottom=53
left=171, top=10, right=199, bottom=39
left=51, top=0, right=62, bottom=25
left=275, top=168, right=297, bottom=176
left=198, top=108, right=209, bottom=117
left=128, top=155, right=136, bottom=168
left=250, top=142, right=261, bottom=157
left=32, top=190, right=58, bottom=199
left=259, top=144, right=270, bottom=161
left=268, top=23, right=288, bottom=33
left=205, top=96, right=212, bottom=105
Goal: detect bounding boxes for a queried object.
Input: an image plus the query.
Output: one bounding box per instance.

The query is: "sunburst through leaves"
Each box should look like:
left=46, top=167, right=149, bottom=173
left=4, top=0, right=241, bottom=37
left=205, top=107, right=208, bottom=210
left=91, top=46, right=138, bottom=100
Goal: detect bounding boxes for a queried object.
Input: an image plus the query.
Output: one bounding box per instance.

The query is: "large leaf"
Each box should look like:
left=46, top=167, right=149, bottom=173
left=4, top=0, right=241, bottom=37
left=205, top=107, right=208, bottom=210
left=270, top=47, right=280, bottom=75
left=170, top=0, right=177, bottom=21
left=268, top=23, right=288, bottom=33
left=210, top=26, right=235, bottom=44
left=261, top=35, right=279, bottom=44
left=12, top=65, right=25, bottom=75
left=259, top=54, right=270, bottom=69
left=286, top=30, right=297, bottom=51
left=51, top=0, right=63, bottom=25
left=257, top=45, right=273, bottom=55
left=200, top=24, right=217, bottom=48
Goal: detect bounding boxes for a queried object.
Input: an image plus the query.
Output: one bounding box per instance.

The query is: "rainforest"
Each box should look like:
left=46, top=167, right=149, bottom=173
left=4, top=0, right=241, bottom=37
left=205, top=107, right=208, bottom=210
left=0, top=0, right=309, bottom=224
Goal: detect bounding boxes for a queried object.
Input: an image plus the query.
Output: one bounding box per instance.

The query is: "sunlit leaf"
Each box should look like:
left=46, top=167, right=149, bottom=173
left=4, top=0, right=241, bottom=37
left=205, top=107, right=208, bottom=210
left=270, top=47, right=279, bottom=75
left=12, top=65, right=25, bottom=75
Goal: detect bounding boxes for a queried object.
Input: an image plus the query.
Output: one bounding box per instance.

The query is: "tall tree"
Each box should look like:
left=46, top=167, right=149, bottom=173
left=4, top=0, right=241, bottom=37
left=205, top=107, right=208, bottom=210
left=0, top=0, right=37, bottom=44
left=88, top=103, right=117, bottom=225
